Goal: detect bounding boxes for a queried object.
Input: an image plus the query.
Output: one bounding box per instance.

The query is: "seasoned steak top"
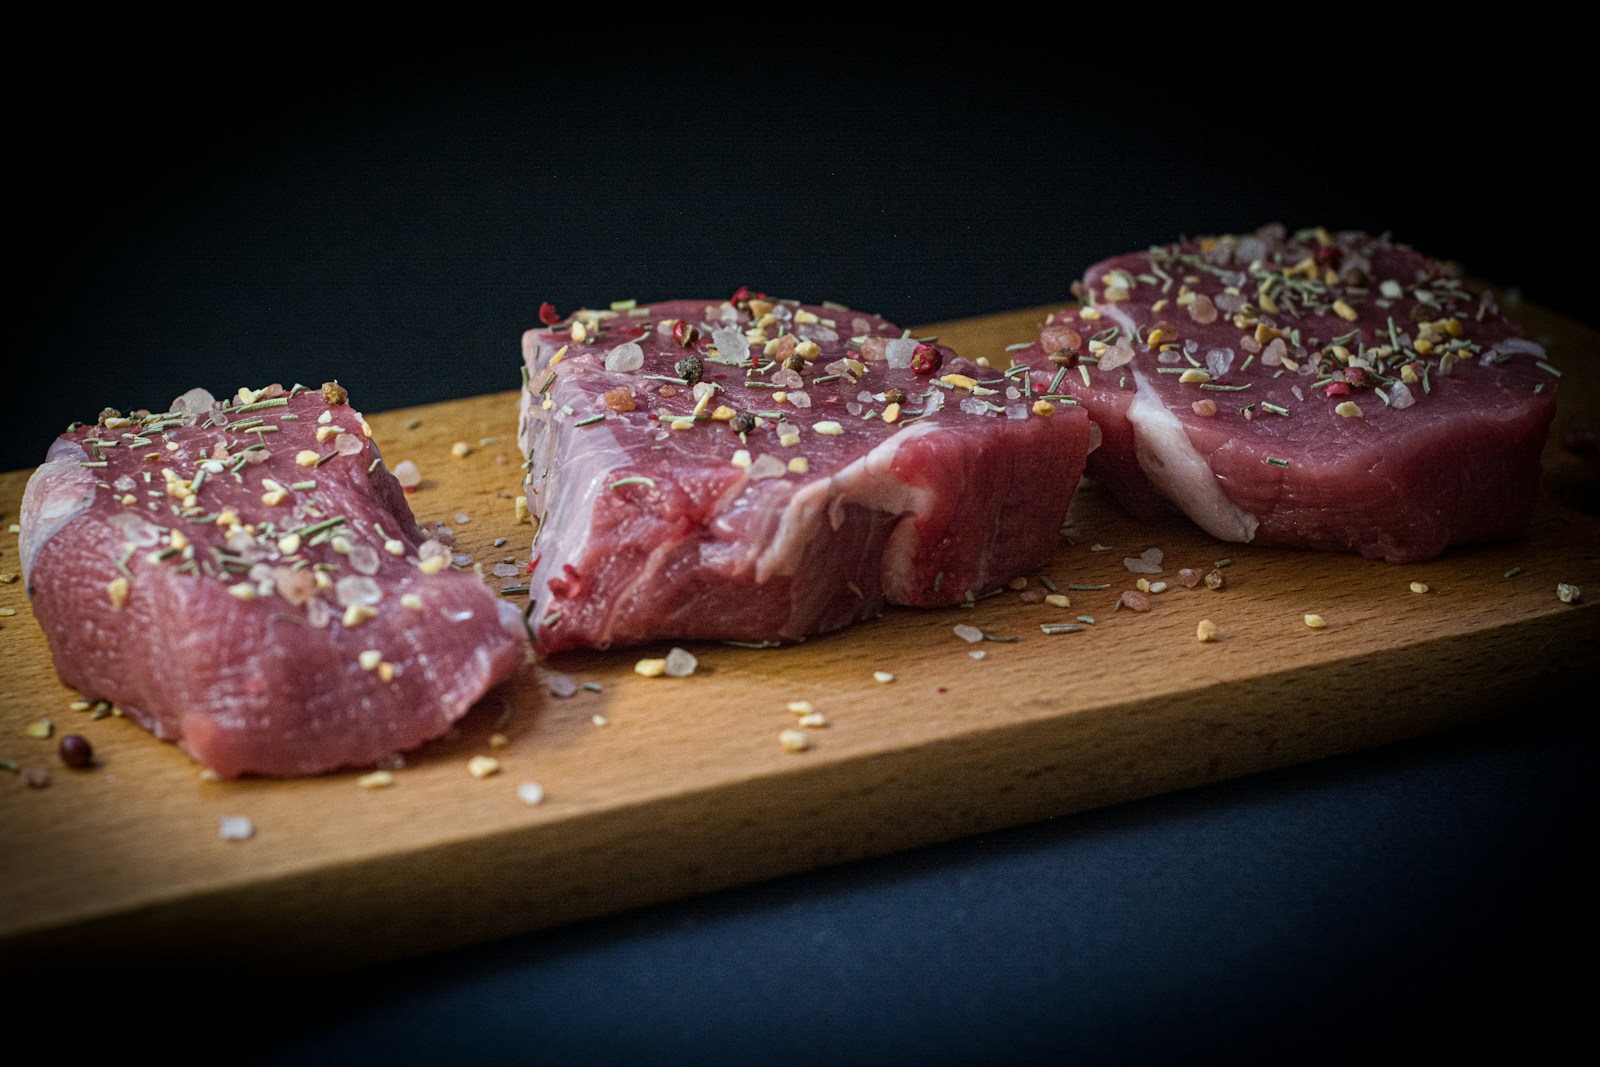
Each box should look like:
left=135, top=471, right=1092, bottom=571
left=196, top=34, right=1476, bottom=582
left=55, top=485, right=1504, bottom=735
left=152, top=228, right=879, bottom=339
left=25, top=382, right=446, bottom=627
left=521, top=293, right=1078, bottom=488
left=1043, top=224, right=1556, bottom=458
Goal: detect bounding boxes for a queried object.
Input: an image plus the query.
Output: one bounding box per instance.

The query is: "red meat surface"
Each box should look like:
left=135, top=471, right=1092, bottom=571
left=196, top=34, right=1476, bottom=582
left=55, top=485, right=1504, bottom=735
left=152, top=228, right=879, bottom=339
left=19, top=384, right=528, bottom=777
left=519, top=296, right=1092, bottom=652
left=1014, top=226, right=1558, bottom=563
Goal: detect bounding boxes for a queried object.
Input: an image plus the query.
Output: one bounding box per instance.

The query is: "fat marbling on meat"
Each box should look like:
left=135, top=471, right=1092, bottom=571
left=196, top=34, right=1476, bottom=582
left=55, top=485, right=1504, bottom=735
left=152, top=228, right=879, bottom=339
left=519, top=293, right=1093, bottom=652
left=19, top=382, right=528, bottom=778
left=1014, top=226, right=1559, bottom=563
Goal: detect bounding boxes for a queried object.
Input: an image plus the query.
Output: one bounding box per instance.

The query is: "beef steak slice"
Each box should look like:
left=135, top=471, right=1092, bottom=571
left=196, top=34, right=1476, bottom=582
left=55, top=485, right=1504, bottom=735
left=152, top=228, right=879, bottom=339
left=1017, top=225, right=1558, bottom=563
left=19, top=382, right=528, bottom=778
left=519, top=294, right=1092, bottom=652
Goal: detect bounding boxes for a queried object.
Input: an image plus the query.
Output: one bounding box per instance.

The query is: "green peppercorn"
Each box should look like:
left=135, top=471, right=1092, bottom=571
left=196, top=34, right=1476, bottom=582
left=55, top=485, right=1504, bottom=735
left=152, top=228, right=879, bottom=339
left=676, top=354, right=703, bottom=386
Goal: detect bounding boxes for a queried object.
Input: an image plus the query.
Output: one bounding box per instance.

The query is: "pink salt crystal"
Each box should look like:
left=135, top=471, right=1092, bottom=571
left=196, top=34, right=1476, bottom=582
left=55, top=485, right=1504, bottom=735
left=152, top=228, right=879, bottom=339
left=1186, top=293, right=1218, bottom=325
left=1118, top=590, right=1152, bottom=612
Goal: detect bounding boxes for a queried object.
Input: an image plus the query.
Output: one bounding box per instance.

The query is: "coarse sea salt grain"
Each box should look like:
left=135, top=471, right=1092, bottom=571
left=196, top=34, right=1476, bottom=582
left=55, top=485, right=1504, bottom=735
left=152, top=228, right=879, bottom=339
left=219, top=815, right=255, bottom=841
left=712, top=326, right=749, bottom=365
left=885, top=337, right=918, bottom=369
left=393, top=460, right=422, bottom=488
left=664, top=647, right=698, bottom=677
left=518, top=782, right=546, bottom=806
left=1124, top=548, right=1164, bottom=574
left=953, top=624, right=983, bottom=643
left=604, top=341, right=645, bottom=372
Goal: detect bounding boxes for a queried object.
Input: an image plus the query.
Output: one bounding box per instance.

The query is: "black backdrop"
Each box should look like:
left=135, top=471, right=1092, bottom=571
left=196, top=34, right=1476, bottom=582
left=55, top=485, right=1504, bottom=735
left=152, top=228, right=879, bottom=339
left=9, top=36, right=1587, bottom=472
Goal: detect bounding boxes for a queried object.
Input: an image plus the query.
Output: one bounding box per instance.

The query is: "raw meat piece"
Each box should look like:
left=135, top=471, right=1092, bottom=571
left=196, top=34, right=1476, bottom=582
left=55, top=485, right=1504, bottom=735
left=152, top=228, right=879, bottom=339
left=19, top=383, right=528, bottom=778
left=519, top=295, right=1092, bottom=652
left=1016, top=226, right=1558, bottom=563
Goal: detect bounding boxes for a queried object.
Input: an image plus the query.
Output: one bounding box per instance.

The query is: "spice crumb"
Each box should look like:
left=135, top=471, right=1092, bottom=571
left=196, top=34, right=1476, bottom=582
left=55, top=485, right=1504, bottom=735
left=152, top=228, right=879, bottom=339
left=451, top=441, right=472, bottom=458
left=634, top=658, right=667, bottom=677
left=25, top=718, right=53, bottom=739
left=1304, top=614, right=1326, bottom=629
left=779, top=729, right=810, bottom=753
left=1410, top=582, right=1430, bottom=594
left=873, top=671, right=895, bottom=684
left=797, top=712, right=828, bottom=728
left=1557, top=582, right=1582, bottom=604
left=592, top=714, right=609, bottom=727
left=489, top=733, right=509, bottom=749
left=518, top=781, right=546, bottom=806
left=787, top=700, right=815, bottom=715
left=467, top=755, right=501, bottom=779
left=1196, top=619, right=1219, bottom=643
left=358, top=770, right=394, bottom=789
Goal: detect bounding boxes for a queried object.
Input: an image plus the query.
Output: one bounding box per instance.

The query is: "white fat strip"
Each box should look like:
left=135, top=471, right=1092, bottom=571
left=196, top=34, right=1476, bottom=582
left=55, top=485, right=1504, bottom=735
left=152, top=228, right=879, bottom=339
left=18, top=440, right=100, bottom=582
left=755, top=421, right=938, bottom=585
left=1127, top=366, right=1258, bottom=544
left=1100, top=302, right=1140, bottom=342
left=531, top=413, right=623, bottom=594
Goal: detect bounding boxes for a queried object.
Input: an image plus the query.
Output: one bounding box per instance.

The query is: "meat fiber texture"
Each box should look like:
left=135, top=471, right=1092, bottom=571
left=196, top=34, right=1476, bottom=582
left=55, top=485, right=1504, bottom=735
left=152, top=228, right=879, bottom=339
left=518, top=296, right=1092, bottom=653
left=19, top=383, right=528, bottom=778
left=1014, top=225, right=1559, bottom=563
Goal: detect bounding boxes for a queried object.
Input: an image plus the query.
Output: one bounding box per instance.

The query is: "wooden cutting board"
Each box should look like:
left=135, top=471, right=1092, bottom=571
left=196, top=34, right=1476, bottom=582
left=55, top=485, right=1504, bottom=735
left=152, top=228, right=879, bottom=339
left=3, top=303, right=1596, bottom=971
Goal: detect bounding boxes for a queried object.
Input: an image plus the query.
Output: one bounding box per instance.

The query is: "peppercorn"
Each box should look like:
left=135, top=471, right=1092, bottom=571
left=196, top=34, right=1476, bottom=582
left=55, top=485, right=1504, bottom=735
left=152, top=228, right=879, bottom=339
left=676, top=354, right=703, bottom=386
left=672, top=320, right=699, bottom=348
left=1048, top=349, right=1076, bottom=368
left=885, top=388, right=907, bottom=406
left=58, top=733, right=94, bottom=769
left=731, top=412, right=756, bottom=435
left=782, top=352, right=806, bottom=372
left=910, top=344, right=943, bottom=376
left=321, top=381, right=349, bottom=406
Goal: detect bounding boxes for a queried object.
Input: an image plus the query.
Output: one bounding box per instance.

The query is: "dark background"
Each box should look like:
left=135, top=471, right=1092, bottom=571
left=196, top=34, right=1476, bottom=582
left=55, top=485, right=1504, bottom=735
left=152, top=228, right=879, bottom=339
left=9, top=36, right=1589, bottom=472
left=9, top=33, right=1595, bottom=1062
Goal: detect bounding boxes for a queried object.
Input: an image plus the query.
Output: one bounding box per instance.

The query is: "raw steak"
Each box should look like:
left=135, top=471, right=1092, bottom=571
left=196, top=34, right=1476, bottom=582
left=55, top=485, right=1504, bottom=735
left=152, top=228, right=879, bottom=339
left=519, top=293, right=1092, bottom=653
left=19, top=382, right=528, bottom=778
left=1015, top=226, right=1559, bottom=563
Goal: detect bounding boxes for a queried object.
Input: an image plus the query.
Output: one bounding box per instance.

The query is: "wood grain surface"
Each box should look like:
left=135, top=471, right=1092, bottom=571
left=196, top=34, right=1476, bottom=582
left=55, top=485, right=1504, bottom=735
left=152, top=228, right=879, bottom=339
left=3, top=303, right=1596, bottom=971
